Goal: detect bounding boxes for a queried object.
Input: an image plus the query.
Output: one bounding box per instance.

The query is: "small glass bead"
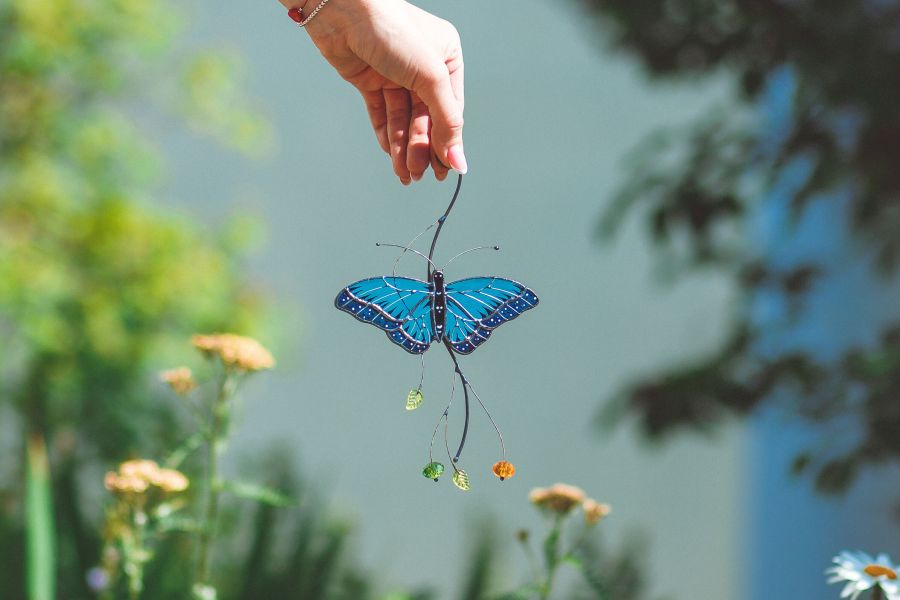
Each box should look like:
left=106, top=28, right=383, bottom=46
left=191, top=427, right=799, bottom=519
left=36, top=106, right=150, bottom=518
left=452, top=469, right=470, bottom=491
left=406, top=389, right=423, bottom=411
left=422, top=462, right=444, bottom=481
left=492, top=461, right=516, bottom=481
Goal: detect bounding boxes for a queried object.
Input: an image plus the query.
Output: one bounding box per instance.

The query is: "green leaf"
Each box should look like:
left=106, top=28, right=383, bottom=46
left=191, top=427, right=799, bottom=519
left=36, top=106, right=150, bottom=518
left=406, top=388, right=423, bottom=410
left=25, top=435, right=55, bottom=600
left=452, top=469, right=471, bottom=491
left=219, top=479, right=298, bottom=507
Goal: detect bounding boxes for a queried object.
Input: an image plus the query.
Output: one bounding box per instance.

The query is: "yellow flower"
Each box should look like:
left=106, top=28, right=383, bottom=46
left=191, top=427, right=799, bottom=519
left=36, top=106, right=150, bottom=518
left=191, top=333, right=275, bottom=372
left=104, top=472, right=149, bottom=494
left=582, top=498, right=611, bottom=524
left=104, top=459, right=189, bottom=495
left=152, top=468, right=189, bottom=492
left=529, top=483, right=586, bottom=514
left=119, top=459, right=159, bottom=481
left=160, top=367, right=196, bottom=394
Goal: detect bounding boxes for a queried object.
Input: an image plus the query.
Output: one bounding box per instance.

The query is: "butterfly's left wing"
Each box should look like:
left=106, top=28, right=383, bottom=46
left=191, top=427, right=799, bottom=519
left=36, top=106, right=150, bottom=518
left=335, top=276, right=433, bottom=354
left=444, top=277, right=539, bottom=354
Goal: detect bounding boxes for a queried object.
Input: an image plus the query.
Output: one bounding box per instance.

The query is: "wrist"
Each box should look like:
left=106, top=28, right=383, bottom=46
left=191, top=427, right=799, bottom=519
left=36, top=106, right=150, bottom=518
left=293, top=0, right=377, bottom=38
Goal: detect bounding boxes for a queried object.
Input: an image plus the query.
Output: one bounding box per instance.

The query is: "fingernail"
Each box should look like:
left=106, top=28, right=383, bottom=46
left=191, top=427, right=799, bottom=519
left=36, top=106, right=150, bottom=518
left=411, top=172, right=423, bottom=182
left=447, top=145, right=468, bottom=175
left=400, top=177, right=411, bottom=186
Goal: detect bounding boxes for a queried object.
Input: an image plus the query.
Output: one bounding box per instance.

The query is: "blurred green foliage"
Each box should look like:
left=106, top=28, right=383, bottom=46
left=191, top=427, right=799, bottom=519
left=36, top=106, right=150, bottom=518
left=0, top=0, right=271, bottom=596
left=585, top=0, right=900, bottom=498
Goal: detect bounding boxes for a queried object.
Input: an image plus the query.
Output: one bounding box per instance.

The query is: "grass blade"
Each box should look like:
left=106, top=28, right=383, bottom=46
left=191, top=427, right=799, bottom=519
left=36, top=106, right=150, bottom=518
left=26, top=434, right=55, bottom=600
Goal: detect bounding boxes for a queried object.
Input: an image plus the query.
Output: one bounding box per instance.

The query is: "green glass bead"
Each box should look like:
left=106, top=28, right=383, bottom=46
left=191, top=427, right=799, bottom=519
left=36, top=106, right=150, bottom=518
left=422, top=462, right=444, bottom=481
left=452, top=469, right=470, bottom=491
left=406, top=389, right=423, bottom=411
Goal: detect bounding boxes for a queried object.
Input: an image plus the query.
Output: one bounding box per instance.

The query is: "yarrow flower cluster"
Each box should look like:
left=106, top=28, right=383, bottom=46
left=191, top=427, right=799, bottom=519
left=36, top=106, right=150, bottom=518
left=582, top=498, right=611, bottom=524
left=191, top=333, right=275, bottom=372
left=827, top=551, right=900, bottom=600
left=530, top=483, right=585, bottom=513
left=104, top=459, right=189, bottom=495
left=160, top=367, right=197, bottom=395
left=529, top=483, right=610, bottom=524
left=516, top=482, right=613, bottom=599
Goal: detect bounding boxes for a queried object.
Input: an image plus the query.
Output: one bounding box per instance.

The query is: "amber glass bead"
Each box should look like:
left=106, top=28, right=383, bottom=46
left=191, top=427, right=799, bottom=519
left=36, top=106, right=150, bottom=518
left=492, top=461, right=516, bottom=481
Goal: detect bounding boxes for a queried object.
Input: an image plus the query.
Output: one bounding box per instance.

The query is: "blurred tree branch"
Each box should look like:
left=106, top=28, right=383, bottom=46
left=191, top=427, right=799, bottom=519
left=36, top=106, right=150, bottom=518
left=582, top=0, right=900, bottom=496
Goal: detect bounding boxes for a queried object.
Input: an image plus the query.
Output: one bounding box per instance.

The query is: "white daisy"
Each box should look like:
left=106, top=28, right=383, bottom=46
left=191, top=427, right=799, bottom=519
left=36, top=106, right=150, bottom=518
left=826, top=551, right=900, bottom=600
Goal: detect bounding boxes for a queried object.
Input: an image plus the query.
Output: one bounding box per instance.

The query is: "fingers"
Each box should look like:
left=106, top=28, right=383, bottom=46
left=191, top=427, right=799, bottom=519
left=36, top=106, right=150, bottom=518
left=383, top=87, right=412, bottom=185
left=431, top=148, right=449, bottom=182
left=361, top=87, right=444, bottom=183
left=361, top=90, right=389, bottom=154
left=408, top=35, right=465, bottom=176
left=413, top=66, right=465, bottom=174
left=407, top=93, right=431, bottom=182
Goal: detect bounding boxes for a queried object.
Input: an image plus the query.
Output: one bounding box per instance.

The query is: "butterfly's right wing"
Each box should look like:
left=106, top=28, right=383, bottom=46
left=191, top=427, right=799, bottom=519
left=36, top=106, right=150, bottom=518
left=444, top=276, right=539, bottom=354
left=335, top=276, right=434, bottom=354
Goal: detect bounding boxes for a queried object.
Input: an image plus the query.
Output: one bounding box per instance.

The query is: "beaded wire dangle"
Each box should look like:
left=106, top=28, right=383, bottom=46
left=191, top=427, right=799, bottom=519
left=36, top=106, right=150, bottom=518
left=335, top=175, right=537, bottom=490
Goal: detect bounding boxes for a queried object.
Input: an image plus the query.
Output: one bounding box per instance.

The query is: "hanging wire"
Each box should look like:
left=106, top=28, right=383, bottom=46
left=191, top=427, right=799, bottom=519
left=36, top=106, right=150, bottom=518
left=416, top=353, right=425, bottom=391
left=427, top=174, right=464, bottom=272
left=428, top=369, right=458, bottom=470
left=465, top=378, right=506, bottom=460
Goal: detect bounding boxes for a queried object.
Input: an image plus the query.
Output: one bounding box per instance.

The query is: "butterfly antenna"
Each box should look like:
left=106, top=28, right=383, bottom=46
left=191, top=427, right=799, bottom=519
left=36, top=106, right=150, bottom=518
left=441, top=245, right=501, bottom=271
left=375, top=243, right=437, bottom=271
left=392, top=221, right=438, bottom=277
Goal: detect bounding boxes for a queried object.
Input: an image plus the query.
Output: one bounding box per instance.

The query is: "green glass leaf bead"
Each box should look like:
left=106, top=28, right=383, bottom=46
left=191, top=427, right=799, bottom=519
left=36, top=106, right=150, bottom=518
left=406, top=389, right=423, bottom=411
left=422, top=462, right=444, bottom=481
left=452, top=469, right=470, bottom=491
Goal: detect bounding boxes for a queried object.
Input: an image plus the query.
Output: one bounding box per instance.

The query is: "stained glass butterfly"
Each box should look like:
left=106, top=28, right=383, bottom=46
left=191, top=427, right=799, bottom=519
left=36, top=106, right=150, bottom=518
left=335, top=176, right=538, bottom=489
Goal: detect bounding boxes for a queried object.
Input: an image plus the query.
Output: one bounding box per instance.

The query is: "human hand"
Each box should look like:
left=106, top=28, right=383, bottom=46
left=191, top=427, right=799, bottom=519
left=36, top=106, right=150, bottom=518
left=280, top=0, right=466, bottom=184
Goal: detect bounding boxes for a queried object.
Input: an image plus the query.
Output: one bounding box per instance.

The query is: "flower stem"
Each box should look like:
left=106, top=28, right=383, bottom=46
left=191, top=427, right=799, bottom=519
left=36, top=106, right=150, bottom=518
left=540, top=514, right=564, bottom=600
left=196, top=371, right=234, bottom=587
left=873, top=586, right=884, bottom=600
left=126, top=510, right=147, bottom=600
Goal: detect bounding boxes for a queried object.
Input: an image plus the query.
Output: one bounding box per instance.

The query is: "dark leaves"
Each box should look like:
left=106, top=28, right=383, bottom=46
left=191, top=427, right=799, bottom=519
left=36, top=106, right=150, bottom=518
left=587, top=0, right=900, bottom=501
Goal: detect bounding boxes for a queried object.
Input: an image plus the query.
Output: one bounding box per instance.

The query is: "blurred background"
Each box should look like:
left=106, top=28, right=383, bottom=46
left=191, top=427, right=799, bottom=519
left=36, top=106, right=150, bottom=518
left=3, top=0, right=900, bottom=599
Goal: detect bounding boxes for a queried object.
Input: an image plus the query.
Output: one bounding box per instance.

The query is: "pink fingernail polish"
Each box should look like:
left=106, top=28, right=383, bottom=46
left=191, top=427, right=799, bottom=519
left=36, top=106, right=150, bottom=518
left=447, top=145, right=468, bottom=175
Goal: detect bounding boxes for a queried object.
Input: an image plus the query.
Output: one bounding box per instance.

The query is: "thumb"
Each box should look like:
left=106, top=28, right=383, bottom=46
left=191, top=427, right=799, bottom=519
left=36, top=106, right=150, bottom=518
left=413, top=62, right=466, bottom=174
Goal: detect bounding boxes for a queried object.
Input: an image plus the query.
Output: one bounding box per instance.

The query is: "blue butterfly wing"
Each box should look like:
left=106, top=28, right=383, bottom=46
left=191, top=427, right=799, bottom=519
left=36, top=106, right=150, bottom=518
left=335, top=276, right=433, bottom=354
left=444, top=277, right=539, bottom=354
